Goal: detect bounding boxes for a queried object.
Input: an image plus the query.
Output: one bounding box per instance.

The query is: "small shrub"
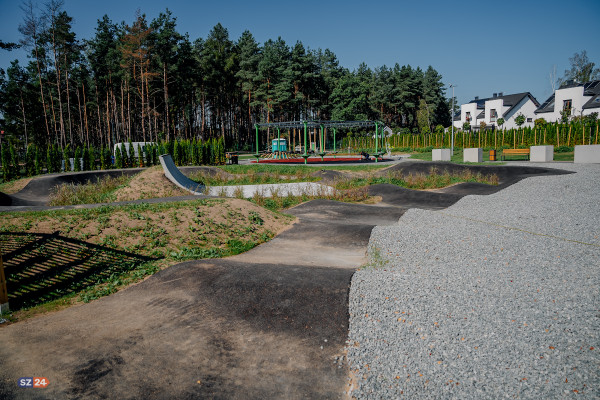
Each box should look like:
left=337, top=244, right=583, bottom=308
left=555, top=145, right=574, bottom=153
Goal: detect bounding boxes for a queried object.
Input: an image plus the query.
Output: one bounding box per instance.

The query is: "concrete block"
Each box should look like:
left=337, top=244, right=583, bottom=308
left=574, top=145, right=600, bottom=164
left=463, top=148, right=482, bottom=163
left=432, top=149, right=451, bottom=161
left=530, top=145, right=554, bottom=162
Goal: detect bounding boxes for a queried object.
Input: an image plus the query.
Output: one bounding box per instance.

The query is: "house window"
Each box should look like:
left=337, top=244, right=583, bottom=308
left=490, top=109, right=497, bottom=122
left=527, top=118, right=532, bottom=123
left=563, top=99, right=572, bottom=113
left=466, top=112, right=471, bottom=122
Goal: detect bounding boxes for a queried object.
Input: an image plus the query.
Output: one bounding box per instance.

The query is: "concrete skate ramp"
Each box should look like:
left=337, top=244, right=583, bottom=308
left=159, top=154, right=205, bottom=195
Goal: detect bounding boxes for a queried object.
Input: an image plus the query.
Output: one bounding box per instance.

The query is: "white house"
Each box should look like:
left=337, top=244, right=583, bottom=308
left=535, top=80, right=600, bottom=122
left=453, top=92, right=540, bottom=130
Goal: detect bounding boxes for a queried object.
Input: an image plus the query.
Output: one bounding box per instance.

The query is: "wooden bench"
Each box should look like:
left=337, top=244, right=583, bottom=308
left=501, top=148, right=530, bottom=161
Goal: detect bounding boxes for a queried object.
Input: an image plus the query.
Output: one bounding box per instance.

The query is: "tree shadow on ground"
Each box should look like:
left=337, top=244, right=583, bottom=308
left=0, top=231, right=156, bottom=310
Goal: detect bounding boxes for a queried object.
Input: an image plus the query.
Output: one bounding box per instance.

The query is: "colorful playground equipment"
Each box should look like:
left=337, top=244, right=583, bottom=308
left=254, top=120, right=388, bottom=164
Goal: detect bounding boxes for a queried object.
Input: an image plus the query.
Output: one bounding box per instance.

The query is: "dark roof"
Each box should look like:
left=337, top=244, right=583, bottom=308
left=453, top=112, right=461, bottom=121
left=468, top=92, right=539, bottom=115
left=583, top=94, right=600, bottom=109
left=477, top=110, right=485, bottom=119
left=583, top=81, right=600, bottom=109
left=583, top=80, right=600, bottom=96
left=535, top=94, right=555, bottom=114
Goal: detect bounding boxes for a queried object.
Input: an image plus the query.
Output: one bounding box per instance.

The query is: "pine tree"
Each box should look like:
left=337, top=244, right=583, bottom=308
left=127, top=140, right=134, bottom=167
left=1, top=142, right=11, bottom=181
left=26, top=144, right=36, bottom=176
left=74, top=146, right=81, bottom=171
left=62, top=144, right=71, bottom=172
left=34, top=145, right=42, bottom=175
left=100, top=145, right=107, bottom=170
left=46, top=146, right=53, bottom=174
left=137, top=144, right=144, bottom=167
left=115, top=145, right=122, bottom=168
left=173, top=139, right=181, bottom=165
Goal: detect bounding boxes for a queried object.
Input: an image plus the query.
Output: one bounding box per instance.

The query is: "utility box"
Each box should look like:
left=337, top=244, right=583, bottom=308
left=272, top=139, right=287, bottom=152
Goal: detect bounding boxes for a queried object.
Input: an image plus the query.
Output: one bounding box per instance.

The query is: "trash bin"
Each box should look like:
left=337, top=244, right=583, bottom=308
left=489, top=149, right=496, bottom=161
left=231, top=154, right=238, bottom=164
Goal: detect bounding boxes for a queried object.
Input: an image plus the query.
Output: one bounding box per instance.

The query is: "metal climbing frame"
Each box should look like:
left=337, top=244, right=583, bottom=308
left=254, top=120, right=386, bottom=164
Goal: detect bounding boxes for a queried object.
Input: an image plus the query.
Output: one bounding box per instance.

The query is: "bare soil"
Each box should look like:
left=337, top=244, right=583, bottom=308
left=0, top=177, right=33, bottom=194
left=1, top=198, right=292, bottom=259
left=113, top=166, right=189, bottom=201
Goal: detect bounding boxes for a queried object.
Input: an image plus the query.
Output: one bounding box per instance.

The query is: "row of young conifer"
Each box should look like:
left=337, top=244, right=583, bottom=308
left=0, top=137, right=226, bottom=183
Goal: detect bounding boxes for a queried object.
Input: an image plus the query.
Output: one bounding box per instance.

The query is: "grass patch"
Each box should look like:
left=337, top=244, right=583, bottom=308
left=48, top=175, right=131, bottom=206
left=553, top=151, right=574, bottom=161
left=0, top=198, right=293, bottom=321
left=335, top=168, right=498, bottom=190
left=248, top=185, right=370, bottom=212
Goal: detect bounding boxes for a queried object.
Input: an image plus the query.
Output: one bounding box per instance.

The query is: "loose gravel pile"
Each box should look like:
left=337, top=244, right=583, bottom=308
left=348, top=163, right=600, bottom=399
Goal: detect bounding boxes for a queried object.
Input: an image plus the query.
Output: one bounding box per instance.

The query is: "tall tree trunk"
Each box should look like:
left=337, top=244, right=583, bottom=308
left=106, top=91, right=111, bottom=148
left=48, top=88, right=59, bottom=145
left=145, top=70, right=152, bottom=142
left=50, top=22, right=65, bottom=150
left=120, top=82, right=126, bottom=143
left=95, top=80, right=102, bottom=149
left=201, top=87, right=206, bottom=136
left=82, top=82, right=90, bottom=147
left=20, top=93, right=28, bottom=148
left=163, top=62, right=170, bottom=142
left=139, top=63, right=146, bottom=142
left=76, top=83, right=84, bottom=144
left=65, top=62, right=73, bottom=148
left=127, top=79, right=132, bottom=142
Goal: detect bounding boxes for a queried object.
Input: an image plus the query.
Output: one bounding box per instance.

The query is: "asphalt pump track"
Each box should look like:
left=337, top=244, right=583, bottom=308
left=0, top=162, right=572, bottom=399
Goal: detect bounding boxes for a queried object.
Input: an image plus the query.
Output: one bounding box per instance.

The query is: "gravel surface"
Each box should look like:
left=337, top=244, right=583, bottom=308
left=348, top=163, right=600, bottom=399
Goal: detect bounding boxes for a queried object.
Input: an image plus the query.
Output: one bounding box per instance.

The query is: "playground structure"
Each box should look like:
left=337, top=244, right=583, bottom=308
left=254, top=120, right=387, bottom=164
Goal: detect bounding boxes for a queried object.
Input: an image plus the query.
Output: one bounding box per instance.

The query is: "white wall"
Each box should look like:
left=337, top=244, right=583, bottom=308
left=484, top=98, right=504, bottom=126
left=460, top=102, right=479, bottom=129
left=535, top=86, right=596, bottom=122
left=114, top=142, right=156, bottom=157
left=503, top=98, right=537, bottom=129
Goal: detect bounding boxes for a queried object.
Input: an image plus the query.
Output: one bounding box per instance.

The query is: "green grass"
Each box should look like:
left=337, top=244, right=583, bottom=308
left=218, top=163, right=387, bottom=174
left=48, top=175, right=132, bottom=206
left=553, top=152, right=574, bottom=161
left=334, top=169, right=498, bottom=190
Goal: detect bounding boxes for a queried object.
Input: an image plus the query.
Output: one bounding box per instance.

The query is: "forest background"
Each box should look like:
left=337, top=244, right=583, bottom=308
left=0, top=1, right=451, bottom=153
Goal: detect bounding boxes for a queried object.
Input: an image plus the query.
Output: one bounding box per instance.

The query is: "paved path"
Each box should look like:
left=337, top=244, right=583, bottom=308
left=0, top=162, right=570, bottom=399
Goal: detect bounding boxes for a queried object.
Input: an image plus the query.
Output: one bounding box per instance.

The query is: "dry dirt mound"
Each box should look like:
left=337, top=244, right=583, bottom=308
left=0, top=177, right=33, bottom=194
left=113, top=166, right=189, bottom=201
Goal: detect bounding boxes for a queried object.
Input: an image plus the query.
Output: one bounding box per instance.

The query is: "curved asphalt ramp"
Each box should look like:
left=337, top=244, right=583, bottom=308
left=0, top=169, right=144, bottom=207
left=159, top=154, right=205, bottom=195
left=0, top=162, right=572, bottom=399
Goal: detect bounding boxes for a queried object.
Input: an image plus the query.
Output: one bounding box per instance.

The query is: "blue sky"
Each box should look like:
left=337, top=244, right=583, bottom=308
left=1, top=0, right=599, bottom=106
